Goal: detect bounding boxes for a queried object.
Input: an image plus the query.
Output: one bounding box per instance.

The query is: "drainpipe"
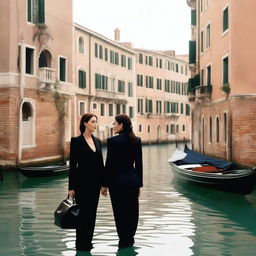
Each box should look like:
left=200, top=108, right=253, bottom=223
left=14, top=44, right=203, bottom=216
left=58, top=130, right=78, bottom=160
left=17, top=39, right=25, bottom=165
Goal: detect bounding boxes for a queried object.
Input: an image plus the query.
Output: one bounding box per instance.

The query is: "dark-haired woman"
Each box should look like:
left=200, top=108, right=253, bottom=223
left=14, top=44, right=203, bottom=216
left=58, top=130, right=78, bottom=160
left=101, top=114, right=143, bottom=249
left=68, top=113, right=104, bottom=252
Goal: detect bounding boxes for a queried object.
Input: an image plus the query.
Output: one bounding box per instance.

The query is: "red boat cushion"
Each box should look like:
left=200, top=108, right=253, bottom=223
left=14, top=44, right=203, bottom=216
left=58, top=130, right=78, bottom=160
left=193, top=166, right=219, bottom=173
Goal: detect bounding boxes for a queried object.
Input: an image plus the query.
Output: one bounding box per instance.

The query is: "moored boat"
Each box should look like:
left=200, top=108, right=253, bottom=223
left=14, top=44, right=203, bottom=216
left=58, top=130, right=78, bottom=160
left=18, top=162, right=69, bottom=178
left=168, top=146, right=256, bottom=194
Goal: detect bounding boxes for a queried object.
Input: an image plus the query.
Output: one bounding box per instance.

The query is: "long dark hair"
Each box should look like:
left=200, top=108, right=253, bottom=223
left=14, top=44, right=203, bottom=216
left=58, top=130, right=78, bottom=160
left=115, top=114, right=136, bottom=141
left=79, top=113, right=98, bottom=134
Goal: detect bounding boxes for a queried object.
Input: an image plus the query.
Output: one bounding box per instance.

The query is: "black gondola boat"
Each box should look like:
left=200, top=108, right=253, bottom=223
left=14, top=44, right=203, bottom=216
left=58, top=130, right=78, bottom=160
left=18, top=162, right=69, bottom=177
left=168, top=146, right=256, bottom=194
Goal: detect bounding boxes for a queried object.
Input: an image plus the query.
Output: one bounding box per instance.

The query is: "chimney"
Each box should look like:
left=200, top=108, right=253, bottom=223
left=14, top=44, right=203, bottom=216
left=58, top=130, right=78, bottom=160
left=114, top=28, right=120, bottom=41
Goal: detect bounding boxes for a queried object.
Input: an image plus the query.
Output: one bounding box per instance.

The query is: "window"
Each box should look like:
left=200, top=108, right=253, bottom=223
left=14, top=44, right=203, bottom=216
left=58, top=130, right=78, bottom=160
left=171, top=124, right=175, bottom=134
left=110, top=50, right=115, bottom=64
left=92, top=103, right=97, bottom=110
left=116, top=104, right=121, bottom=115
left=118, top=80, right=125, bottom=93
left=166, top=124, right=169, bottom=133
left=201, top=30, right=204, bottom=52
left=156, top=101, right=162, bottom=114
left=224, top=112, right=227, bottom=143
left=128, top=57, right=132, bottom=70
left=164, top=101, right=170, bottom=114
left=185, top=104, right=190, bottom=116
left=207, top=65, right=211, bottom=86
left=128, top=82, right=133, bottom=97
left=109, top=104, right=113, bottom=116
left=121, top=55, right=126, bottom=67
left=223, top=56, right=229, bottom=85
left=176, top=125, right=179, bottom=133
left=59, top=57, right=66, bottom=82
left=145, top=99, right=153, bottom=113
left=79, top=102, right=85, bottom=116
left=157, top=78, right=162, bottom=90
left=105, top=48, right=108, bottom=61
left=78, top=70, right=86, bottom=88
left=146, top=76, right=153, bottom=88
left=223, top=6, right=229, bottom=32
left=100, top=103, right=105, bottom=116
left=95, top=73, right=108, bottom=90
left=27, top=0, right=45, bottom=24
left=137, top=74, right=143, bottom=87
left=182, top=125, right=186, bottom=132
left=99, top=45, right=103, bottom=59
left=79, top=37, right=84, bottom=54
left=191, top=9, right=196, bottom=26
left=209, top=117, right=212, bottom=143
left=94, top=43, right=98, bottom=58
left=201, top=69, right=204, bottom=85
left=25, top=47, right=34, bottom=74
left=216, top=117, right=220, bottom=143
left=176, top=64, right=179, bottom=73
left=129, top=106, right=134, bottom=118
left=180, top=103, right=184, bottom=114
left=137, top=99, right=143, bottom=114
left=139, top=124, right=142, bottom=132
left=164, top=80, right=170, bottom=92
left=139, top=53, right=143, bottom=64
left=206, top=24, right=211, bottom=48
left=115, top=52, right=119, bottom=65
left=148, top=125, right=151, bottom=133
left=122, top=104, right=126, bottom=114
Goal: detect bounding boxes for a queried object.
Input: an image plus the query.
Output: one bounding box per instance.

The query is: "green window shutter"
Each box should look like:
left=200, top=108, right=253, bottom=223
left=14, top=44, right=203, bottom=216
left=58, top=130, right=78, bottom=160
left=78, top=70, right=82, bottom=88
left=27, top=0, right=32, bottom=22
left=223, top=7, right=229, bottom=32
left=95, top=43, right=98, bottom=58
left=59, top=57, right=66, bottom=82
left=191, top=9, right=196, bottom=26
left=189, top=40, right=196, bottom=64
left=223, top=57, right=229, bottom=84
left=38, top=0, right=45, bottom=24
left=109, top=104, right=113, bottom=116
left=105, top=48, right=108, bottom=61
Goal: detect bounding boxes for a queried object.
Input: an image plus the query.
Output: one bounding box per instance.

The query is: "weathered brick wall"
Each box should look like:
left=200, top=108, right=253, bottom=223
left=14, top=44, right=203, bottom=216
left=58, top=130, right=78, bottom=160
left=192, top=96, right=256, bottom=167
left=0, top=88, right=19, bottom=164
left=231, top=96, right=256, bottom=166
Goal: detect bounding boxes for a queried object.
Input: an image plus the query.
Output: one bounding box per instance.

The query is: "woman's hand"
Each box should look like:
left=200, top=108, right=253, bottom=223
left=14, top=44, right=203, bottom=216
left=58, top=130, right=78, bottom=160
left=68, top=190, right=75, bottom=197
left=101, top=186, right=108, bottom=197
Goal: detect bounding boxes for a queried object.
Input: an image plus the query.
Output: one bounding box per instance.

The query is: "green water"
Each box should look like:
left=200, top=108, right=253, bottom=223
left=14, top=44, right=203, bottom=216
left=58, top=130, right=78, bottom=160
left=0, top=144, right=256, bottom=256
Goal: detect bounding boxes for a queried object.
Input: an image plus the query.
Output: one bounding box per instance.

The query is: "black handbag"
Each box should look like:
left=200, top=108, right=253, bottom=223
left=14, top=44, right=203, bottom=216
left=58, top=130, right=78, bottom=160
left=54, top=196, right=80, bottom=229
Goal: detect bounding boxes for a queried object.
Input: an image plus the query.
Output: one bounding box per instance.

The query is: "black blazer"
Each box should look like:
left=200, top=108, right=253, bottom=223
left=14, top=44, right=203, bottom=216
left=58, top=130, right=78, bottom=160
left=103, top=134, right=143, bottom=188
left=68, top=134, right=104, bottom=191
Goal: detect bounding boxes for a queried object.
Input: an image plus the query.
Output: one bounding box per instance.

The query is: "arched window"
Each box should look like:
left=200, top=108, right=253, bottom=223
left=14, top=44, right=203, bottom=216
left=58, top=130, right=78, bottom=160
left=209, top=117, right=212, bottom=143
left=176, top=124, right=179, bottom=133
left=166, top=124, right=169, bottom=133
left=79, top=37, right=84, bottom=54
left=171, top=124, right=175, bottom=134
left=216, top=116, right=220, bottom=143
left=182, top=124, right=185, bottom=132
left=224, top=112, right=227, bottom=143
left=138, top=124, right=142, bottom=132
left=148, top=125, right=151, bottom=133
left=22, top=102, right=32, bottom=121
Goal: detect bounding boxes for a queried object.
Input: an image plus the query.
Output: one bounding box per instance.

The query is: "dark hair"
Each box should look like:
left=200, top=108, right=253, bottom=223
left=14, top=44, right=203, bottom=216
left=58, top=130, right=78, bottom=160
left=115, top=114, right=136, bottom=140
left=79, top=113, right=98, bottom=134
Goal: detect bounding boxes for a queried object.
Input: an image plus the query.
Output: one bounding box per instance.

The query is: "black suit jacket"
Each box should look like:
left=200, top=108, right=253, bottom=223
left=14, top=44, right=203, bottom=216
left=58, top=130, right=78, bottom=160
left=103, top=134, right=143, bottom=188
left=68, top=135, right=104, bottom=191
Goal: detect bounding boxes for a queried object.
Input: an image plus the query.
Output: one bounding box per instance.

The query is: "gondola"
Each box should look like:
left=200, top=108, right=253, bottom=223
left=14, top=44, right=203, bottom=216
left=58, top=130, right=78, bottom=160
left=168, top=146, right=256, bottom=194
left=18, top=162, right=69, bottom=177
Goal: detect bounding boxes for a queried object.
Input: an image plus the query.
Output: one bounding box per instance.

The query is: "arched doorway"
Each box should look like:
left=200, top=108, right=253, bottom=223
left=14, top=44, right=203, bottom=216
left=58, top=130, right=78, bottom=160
left=39, top=49, right=52, bottom=68
left=22, top=102, right=34, bottom=146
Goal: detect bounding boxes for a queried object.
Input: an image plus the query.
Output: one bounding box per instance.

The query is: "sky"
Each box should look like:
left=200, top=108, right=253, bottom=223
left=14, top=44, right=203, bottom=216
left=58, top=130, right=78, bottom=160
left=73, top=0, right=190, bottom=54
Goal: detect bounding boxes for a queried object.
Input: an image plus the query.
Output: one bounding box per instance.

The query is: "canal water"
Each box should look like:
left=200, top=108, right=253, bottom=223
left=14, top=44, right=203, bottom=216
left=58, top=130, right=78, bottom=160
left=0, top=144, right=256, bottom=256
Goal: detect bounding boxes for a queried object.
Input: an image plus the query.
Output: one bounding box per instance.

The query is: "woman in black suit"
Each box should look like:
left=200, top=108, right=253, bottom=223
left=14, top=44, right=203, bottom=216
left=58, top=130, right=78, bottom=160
left=68, top=113, right=104, bottom=252
left=101, top=114, right=143, bottom=249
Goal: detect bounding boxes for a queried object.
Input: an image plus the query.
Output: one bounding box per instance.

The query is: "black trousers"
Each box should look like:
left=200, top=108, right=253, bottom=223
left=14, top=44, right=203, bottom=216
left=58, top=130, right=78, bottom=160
left=75, top=187, right=100, bottom=251
left=109, top=187, right=139, bottom=248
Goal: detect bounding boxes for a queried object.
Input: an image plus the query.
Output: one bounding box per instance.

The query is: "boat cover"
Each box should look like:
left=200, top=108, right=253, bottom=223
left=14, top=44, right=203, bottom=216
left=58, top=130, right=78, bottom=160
left=169, top=146, right=233, bottom=170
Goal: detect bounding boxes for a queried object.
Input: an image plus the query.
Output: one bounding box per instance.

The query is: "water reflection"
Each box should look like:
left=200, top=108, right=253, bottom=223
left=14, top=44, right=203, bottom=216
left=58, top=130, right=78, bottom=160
left=0, top=144, right=256, bottom=256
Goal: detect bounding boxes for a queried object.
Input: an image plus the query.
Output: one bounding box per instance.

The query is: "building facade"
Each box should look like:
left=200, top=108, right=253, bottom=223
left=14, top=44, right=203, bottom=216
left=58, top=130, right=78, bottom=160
left=134, top=49, right=191, bottom=143
left=0, top=0, right=191, bottom=166
left=187, top=0, right=256, bottom=166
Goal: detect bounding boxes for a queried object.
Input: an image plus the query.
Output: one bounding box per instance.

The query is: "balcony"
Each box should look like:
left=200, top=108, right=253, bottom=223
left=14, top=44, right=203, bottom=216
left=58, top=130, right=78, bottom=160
left=94, top=89, right=127, bottom=103
left=188, top=74, right=200, bottom=102
left=195, top=85, right=212, bottom=102
left=39, top=67, right=56, bottom=89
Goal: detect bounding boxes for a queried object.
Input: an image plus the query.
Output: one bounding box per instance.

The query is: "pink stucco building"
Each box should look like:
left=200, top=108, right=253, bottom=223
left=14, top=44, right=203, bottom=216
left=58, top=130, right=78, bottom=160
left=187, top=0, right=256, bottom=166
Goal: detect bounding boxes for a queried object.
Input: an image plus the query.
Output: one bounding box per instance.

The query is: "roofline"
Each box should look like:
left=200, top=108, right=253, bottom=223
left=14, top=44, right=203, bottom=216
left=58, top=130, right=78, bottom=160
left=74, top=23, right=136, bottom=55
